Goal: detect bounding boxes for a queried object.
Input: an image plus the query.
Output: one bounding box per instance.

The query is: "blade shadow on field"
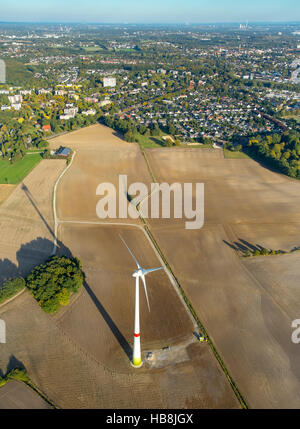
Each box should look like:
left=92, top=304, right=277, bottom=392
left=21, top=183, right=56, bottom=241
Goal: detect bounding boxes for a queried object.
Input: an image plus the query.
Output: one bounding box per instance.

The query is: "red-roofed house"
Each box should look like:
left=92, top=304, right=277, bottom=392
left=42, top=124, right=51, bottom=132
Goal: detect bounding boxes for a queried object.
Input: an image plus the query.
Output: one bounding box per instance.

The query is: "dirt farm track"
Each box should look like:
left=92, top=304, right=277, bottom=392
left=0, top=123, right=300, bottom=408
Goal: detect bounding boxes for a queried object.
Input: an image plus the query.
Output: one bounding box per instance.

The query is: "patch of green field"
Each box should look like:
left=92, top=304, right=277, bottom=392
left=0, top=153, right=42, bottom=184
left=224, top=149, right=250, bottom=159
left=186, top=143, right=213, bottom=148
left=135, top=133, right=165, bottom=148
left=115, top=48, right=137, bottom=53
left=5, top=59, right=34, bottom=85
left=282, top=115, right=300, bottom=124
left=83, top=46, right=102, bottom=52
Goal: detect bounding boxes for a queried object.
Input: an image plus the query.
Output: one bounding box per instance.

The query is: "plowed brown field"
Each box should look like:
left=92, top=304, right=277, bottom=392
left=146, top=147, right=300, bottom=408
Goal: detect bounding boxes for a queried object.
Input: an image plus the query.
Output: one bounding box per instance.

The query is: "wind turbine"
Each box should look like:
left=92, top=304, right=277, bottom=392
left=120, top=235, right=163, bottom=368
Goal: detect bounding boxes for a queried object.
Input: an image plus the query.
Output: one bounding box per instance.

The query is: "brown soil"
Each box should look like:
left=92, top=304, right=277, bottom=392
left=145, top=147, right=300, bottom=408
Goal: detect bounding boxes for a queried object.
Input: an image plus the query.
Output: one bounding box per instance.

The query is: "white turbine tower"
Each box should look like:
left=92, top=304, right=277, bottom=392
left=120, top=235, right=163, bottom=368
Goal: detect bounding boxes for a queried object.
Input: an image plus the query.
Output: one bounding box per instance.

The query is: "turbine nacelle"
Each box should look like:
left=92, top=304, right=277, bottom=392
left=133, top=269, right=143, bottom=278
left=120, top=235, right=163, bottom=313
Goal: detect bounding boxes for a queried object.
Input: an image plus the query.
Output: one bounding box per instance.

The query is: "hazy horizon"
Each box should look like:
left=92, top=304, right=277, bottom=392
left=0, top=20, right=299, bottom=25
left=0, top=0, right=299, bottom=24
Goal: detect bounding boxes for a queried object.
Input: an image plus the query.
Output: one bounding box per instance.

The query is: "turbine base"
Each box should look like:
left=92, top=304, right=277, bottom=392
left=131, top=358, right=143, bottom=369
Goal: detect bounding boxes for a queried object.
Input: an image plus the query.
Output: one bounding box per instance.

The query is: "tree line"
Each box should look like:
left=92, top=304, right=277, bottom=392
left=0, top=255, right=85, bottom=314
left=227, top=131, right=300, bottom=179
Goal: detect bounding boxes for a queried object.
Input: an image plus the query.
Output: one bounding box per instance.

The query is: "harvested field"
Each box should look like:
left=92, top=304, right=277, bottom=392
left=50, top=126, right=239, bottom=407
left=0, top=159, right=65, bottom=283
left=0, top=185, right=15, bottom=206
left=56, top=223, right=195, bottom=371
left=145, top=147, right=300, bottom=408
left=146, top=148, right=300, bottom=226
left=0, top=381, right=53, bottom=409
left=52, top=124, right=152, bottom=222
left=244, top=252, right=300, bottom=321
left=52, top=221, right=239, bottom=408
left=0, top=126, right=240, bottom=409
left=0, top=291, right=238, bottom=408
left=2, top=128, right=300, bottom=408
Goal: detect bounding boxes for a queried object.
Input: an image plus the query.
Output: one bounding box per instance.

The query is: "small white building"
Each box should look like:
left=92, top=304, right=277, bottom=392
left=99, top=97, right=111, bottom=107
left=82, top=109, right=96, bottom=116
left=60, top=107, right=78, bottom=120
left=12, top=103, right=22, bottom=110
left=64, top=107, right=78, bottom=116
left=103, top=77, right=116, bottom=88
left=38, top=89, right=52, bottom=95
left=55, top=89, right=67, bottom=96
left=8, top=94, right=22, bottom=104
left=20, top=90, right=32, bottom=95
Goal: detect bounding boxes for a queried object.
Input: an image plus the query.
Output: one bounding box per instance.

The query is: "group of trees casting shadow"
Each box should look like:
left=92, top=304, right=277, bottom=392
left=223, top=238, right=300, bottom=258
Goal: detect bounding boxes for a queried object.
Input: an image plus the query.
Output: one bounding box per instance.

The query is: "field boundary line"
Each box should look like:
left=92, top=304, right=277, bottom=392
left=52, top=151, right=77, bottom=255
left=138, top=146, right=248, bottom=409
left=139, top=144, right=158, bottom=183
left=139, top=215, right=248, bottom=409
left=0, top=287, right=27, bottom=310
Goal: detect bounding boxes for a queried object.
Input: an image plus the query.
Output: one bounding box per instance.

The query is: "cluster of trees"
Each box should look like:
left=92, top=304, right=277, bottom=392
left=243, top=244, right=300, bottom=257
left=101, top=115, right=184, bottom=147
left=282, top=108, right=300, bottom=118
left=48, top=111, right=99, bottom=134
left=0, top=256, right=85, bottom=313
left=225, top=141, right=243, bottom=152
left=243, top=248, right=284, bottom=257
left=280, top=109, right=300, bottom=130
left=228, top=131, right=300, bottom=179
left=0, top=117, right=49, bottom=163
left=245, top=131, right=300, bottom=179
left=0, top=256, right=84, bottom=314
left=26, top=255, right=84, bottom=313
left=101, top=115, right=137, bottom=141
left=101, top=114, right=163, bottom=142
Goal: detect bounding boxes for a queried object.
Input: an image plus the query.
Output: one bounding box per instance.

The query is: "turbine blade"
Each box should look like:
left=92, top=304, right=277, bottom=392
left=119, top=235, right=141, bottom=269
left=141, top=275, right=150, bottom=312
left=143, top=267, right=164, bottom=276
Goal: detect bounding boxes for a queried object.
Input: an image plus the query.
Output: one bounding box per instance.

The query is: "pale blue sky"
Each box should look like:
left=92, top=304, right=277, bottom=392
left=0, top=0, right=299, bottom=23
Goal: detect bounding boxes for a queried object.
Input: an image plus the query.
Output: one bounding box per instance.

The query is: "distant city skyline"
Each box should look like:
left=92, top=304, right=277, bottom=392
left=0, top=0, right=299, bottom=24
